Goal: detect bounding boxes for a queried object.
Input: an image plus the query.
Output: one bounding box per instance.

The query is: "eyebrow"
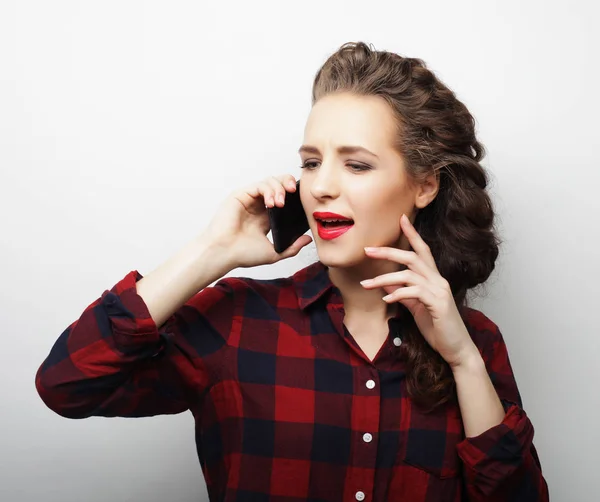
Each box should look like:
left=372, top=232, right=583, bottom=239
left=298, top=144, right=379, bottom=160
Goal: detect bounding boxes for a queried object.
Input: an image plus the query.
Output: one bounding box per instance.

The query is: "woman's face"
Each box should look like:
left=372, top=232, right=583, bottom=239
left=299, top=92, right=437, bottom=268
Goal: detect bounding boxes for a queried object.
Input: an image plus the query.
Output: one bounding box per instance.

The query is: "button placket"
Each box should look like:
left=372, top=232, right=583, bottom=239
left=363, top=376, right=376, bottom=446
left=351, top=372, right=378, bottom=502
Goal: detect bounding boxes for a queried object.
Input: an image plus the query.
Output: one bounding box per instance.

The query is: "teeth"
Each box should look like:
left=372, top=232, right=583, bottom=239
left=319, top=219, right=352, bottom=224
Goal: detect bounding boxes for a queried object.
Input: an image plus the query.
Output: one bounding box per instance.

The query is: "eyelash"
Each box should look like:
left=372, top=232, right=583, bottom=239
left=299, top=161, right=372, bottom=172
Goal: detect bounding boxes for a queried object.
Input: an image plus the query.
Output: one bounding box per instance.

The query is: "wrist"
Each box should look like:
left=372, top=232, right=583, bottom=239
left=450, top=344, right=485, bottom=374
left=190, top=232, right=237, bottom=281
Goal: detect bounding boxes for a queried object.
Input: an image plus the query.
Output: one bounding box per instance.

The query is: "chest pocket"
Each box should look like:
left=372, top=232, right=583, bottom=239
left=399, top=400, right=465, bottom=479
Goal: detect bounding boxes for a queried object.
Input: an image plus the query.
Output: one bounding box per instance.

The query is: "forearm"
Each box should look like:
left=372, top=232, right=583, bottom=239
left=36, top=233, right=238, bottom=419
left=448, top=320, right=548, bottom=500
left=136, top=232, right=236, bottom=330
left=452, top=345, right=506, bottom=438
left=453, top=352, right=549, bottom=500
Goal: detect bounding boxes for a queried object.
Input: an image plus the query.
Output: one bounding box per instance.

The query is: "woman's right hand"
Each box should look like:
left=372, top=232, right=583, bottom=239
left=203, top=174, right=313, bottom=269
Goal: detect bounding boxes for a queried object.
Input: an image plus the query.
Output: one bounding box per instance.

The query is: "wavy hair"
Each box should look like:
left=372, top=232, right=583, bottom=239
left=311, top=42, right=502, bottom=412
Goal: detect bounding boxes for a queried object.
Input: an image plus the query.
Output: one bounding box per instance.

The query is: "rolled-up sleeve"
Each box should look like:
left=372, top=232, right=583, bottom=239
left=35, top=270, right=241, bottom=419
left=457, top=316, right=549, bottom=501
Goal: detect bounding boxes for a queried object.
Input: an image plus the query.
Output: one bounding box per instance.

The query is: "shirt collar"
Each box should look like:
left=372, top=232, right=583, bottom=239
left=292, top=261, right=338, bottom=310
left=291, top=261, right=407, bottom=323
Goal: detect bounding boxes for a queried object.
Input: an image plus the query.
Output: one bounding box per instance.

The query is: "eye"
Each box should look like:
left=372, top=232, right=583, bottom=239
left=299, top=161, right=371, bottom=172
left=348, top=163, right=372, bottom=172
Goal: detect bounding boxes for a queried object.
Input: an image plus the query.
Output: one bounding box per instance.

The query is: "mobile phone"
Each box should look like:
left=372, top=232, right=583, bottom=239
left=267, top=180, right=310, bottom=253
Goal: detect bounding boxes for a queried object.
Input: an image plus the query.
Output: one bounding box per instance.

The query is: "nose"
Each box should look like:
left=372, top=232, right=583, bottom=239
left=308, top=164, right=340, bottom=201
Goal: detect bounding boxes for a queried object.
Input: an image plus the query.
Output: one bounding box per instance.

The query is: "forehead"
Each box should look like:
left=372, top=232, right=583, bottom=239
left=303, top=93, right=398, bottom=153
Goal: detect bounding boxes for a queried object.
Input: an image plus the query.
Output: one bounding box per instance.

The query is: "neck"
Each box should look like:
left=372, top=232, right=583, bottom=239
left=327, top=258, right=406, bottom=321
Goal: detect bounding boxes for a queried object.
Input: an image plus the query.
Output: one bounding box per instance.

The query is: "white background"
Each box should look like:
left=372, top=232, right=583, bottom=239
left=1, top=1, right=598, bottom=501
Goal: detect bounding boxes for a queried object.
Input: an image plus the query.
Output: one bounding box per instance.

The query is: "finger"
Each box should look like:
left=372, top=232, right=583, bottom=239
left=264, top=177, right=290, bottom=207
left=238, top=177, right=293, bottom=210
left=253, top=180, right=280, bottom=208
left=231, top=184, right=265, bottom=212
left=275, top=234, right=313, bottom=260
left=360, top=269, right=427, bottom=289
left=271, top=175, right=299, bottom=206
left=382, top=285, right=436, bottom=308
left=400, top=214, right=438, bottom=270
left=364, top=247, right=437, bottom=282
left=276, top=174, right=297, bottom=192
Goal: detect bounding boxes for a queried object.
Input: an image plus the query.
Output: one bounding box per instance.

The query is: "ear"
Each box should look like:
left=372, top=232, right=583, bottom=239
left=414, top=171, right=440, bottom=209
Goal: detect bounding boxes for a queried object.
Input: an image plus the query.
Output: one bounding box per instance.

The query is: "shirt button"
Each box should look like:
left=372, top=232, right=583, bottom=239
left=363, top=433, right=373, bottom=443
left=355, top=491, right=365, bottom=501
left=365, top=379, right=376, bottom=389
left=393, top=337, right=402, bottom=346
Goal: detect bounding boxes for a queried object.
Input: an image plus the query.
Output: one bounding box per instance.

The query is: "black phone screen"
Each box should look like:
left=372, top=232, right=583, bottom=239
left=267, top=180, right=310, bottom=253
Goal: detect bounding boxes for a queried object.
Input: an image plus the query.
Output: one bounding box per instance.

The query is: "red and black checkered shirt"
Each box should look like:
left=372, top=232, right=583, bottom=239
left=36, top=261, right=548, bottom=501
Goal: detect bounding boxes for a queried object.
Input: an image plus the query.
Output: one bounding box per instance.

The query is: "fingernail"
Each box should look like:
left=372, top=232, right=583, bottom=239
left=360, top=279, right=373, bottom=286
left=364, top=247, right=376, bottom=252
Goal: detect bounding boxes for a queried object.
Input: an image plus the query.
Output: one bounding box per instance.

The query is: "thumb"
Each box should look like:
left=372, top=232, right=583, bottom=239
left=275, top=235, right=313, bottom=261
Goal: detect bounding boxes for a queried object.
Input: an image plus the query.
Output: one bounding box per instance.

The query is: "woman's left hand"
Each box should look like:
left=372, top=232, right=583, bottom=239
left=360, top=214, right=479, bottom=369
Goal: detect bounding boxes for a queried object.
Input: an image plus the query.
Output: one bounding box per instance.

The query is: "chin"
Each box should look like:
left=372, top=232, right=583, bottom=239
left=314, top=244, right=366, bottom=269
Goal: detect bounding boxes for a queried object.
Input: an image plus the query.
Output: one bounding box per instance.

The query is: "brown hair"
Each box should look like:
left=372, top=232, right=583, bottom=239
left=312, top=42, right=501, bottom=412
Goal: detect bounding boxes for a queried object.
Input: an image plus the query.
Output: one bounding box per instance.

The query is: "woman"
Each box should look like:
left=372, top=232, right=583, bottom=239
left=36, top=42, right=549, bottom=501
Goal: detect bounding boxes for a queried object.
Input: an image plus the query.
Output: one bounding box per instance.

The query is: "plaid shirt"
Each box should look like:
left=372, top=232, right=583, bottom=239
left=36, top=261, right=548, bottom=501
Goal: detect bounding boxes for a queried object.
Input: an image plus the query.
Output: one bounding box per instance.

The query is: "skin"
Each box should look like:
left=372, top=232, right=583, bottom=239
left=298, top=92, right=506, bottom=437
left=298, top=92, right=438, bottom=323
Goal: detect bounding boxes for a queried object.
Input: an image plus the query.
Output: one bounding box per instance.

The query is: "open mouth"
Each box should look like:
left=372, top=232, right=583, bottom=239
left=316, top=219, right=354, bottom=228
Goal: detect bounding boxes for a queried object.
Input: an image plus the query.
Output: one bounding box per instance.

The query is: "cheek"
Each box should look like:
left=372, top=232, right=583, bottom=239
left=356, top=196, right=406, bottom=240
left=359, top=193, right=400, bottom=222
left=300, top=192, right=313, bottom=216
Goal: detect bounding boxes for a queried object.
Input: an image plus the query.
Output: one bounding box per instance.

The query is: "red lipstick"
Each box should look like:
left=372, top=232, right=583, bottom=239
left=313, top=212, right=354, bottom=240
